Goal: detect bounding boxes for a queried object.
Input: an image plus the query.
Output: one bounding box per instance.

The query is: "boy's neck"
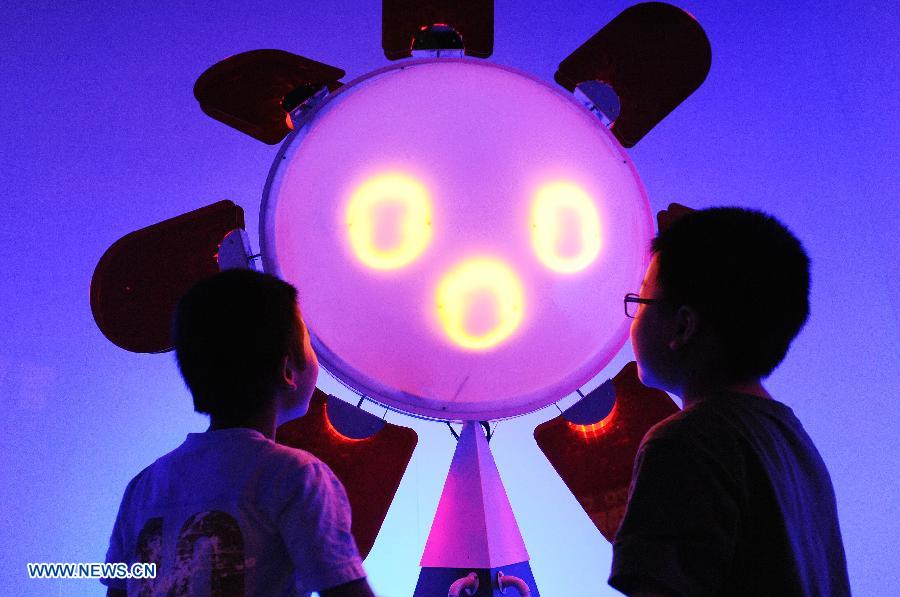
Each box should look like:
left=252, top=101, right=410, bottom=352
left=681, top=379, right=772, bottom=408
left=208, top=409, right=277, bottom=440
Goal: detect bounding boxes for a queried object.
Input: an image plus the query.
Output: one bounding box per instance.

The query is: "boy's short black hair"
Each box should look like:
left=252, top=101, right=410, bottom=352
left=651, top=207, right=810, bottom=381
left=173, top=269, right=305, bottom=420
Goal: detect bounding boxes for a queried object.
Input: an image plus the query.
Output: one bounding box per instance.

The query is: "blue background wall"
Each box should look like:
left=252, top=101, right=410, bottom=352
left=1, top=1, right=897, bottom=595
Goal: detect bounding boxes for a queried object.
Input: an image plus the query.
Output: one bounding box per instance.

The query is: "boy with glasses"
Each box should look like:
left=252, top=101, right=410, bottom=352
left=610, top=207, right=849, bottom=596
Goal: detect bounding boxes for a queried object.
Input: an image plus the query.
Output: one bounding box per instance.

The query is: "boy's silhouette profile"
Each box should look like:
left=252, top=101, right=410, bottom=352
left=610, top=207, right=850, bottom=596
left=102, top=269, right=375, bottom=596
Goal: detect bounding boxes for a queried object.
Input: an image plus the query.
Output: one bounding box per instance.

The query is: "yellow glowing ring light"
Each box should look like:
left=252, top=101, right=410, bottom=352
left=260, top=58, right=653, bottom=421
left=436, top=258, right=525, bottom=351
left=346, top=173, right=433, bottom=270
left=530, top=181, right=603, bottom=274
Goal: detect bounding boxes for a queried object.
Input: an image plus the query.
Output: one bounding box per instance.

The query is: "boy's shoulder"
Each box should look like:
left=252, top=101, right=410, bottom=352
left=640, top=400, right=714, bottom=447
left=248, top=432, right=323, bottom=467
left=175, top=428, right=321, bottom=463
left=641, top=392, right=798, bottom=458
left=124, top=429, right=336, bottom=503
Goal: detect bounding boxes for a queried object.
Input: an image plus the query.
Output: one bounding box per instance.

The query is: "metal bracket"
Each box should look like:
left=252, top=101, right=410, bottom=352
left=412, top=24, right=465, bottom=58
left=574, top=80, right=621, bottom=127
left=217, top=228, right=255, bottom=271
left=287, top=84, right=332, bottom=131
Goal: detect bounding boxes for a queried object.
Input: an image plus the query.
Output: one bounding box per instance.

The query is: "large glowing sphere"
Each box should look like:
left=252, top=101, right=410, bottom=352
left=261, top=58, right=652, bottom=420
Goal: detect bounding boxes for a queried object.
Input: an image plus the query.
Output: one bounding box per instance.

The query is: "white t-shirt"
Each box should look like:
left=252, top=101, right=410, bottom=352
left=102, top=428, right=366, bottom=596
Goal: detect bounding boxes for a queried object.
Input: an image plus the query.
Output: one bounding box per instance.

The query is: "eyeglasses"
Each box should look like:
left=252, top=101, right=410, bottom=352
left=624, top=293, right=660, bottom=318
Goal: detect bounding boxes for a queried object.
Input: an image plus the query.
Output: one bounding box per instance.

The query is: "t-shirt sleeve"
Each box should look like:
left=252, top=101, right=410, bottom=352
left=609, top=437, right=740, bottom=596
left=279, top=460, right=366, bottom=593
left=100, top=488, right=130, bottom=590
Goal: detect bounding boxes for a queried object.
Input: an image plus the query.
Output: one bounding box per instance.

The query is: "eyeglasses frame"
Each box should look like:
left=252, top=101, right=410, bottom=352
left=624, top=293, right=660, bottom=318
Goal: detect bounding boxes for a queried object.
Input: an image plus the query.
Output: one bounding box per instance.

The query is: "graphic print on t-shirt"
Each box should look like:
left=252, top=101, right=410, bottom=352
left=133, top=510, right=246, bottom=596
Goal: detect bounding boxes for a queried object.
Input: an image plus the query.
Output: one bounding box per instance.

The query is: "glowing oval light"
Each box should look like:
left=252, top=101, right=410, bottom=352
left=346, top=173, right=433, bottom=270
left=531, top=181, right=602, bottom=274
left=436, top=258, right=525, bottom=351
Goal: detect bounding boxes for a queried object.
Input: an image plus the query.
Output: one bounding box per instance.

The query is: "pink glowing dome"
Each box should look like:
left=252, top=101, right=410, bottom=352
left=260, top=58, right=652, bottom=420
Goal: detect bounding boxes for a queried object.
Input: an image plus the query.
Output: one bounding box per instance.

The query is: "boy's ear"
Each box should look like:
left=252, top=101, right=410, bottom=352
left=281, top=355, right=298, bottom=390
left=669, top=305, right=699, bottom=350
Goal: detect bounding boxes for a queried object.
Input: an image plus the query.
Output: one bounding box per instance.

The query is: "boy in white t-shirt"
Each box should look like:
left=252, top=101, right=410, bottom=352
left=102, top=269, right=375, bottom=597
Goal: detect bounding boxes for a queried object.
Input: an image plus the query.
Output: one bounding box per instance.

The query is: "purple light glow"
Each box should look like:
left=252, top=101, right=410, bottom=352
left=1, top=3, right=897, bottom=596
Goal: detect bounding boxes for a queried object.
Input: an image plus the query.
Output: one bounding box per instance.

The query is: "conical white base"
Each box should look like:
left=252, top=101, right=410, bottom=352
left=420, top=422, right=529, bottom=568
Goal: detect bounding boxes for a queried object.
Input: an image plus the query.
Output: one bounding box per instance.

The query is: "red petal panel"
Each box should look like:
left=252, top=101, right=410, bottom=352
left=276, top=389, right=418, bottom=559
left=90, top=201, right=244, bottom=353
left=534, top=362, right=678, bottom=541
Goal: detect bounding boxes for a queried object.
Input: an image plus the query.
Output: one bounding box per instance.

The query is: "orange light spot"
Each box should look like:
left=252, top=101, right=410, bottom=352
left=323, top=407, right=366, bottom=443
left=567, top=402, right=618, bottom=438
